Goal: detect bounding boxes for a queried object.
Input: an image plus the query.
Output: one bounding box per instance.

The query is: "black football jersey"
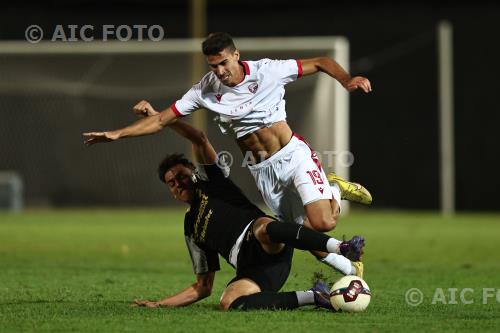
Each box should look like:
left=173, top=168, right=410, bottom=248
left=184, top=163, right=265, bottom=273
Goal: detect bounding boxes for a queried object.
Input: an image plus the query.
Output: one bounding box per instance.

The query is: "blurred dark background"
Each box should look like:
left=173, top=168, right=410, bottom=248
left=0, top=0, right=499, bottom=211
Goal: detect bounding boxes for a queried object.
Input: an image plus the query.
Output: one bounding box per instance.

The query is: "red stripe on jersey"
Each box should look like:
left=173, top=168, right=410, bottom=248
left=293, top=132, right=310, bottom=145
left=293, top=132, right=323, bottom=171
left=170, top=103, right=183, bottom=117
left=241, top=61, right=250, bottom=75
left=296, top=59, right=303, bottom=78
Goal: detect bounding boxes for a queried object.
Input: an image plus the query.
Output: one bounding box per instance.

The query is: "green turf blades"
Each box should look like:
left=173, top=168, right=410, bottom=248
left=0, top=210, right=499, bottom=332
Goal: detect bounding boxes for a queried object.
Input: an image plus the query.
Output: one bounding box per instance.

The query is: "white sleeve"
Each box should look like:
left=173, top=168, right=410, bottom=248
left=171, top=83, right=202, bottom=117
left=263, top=59, right=303, bottom=85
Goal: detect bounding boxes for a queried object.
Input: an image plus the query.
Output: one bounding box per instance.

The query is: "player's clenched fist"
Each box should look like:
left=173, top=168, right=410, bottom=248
left=133, top=100, right=158, bottom=117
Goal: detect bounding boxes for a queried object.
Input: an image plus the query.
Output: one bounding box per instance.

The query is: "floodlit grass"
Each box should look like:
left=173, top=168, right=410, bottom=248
left=1, top=209, right=499, bottom=332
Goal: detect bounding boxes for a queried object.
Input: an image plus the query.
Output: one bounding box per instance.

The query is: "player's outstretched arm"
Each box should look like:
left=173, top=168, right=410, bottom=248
left=168, top=121, right=217, bottom=165
left=83, top=101, right=177, bottom=146
left=132, top=272, right=215, bottom=308
left=300, top=57, right=372, bottom=93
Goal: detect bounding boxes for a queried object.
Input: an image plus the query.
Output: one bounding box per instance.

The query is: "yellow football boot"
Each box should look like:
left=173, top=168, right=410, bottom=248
left=351, top=261, right=364, bottom=279
left=327, top=173, right=373, bottom=205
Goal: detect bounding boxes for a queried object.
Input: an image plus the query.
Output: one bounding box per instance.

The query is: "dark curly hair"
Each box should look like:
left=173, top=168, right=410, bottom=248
left=157, top=153, right=195, bottom=183
left=202, top=32, right=236, bottom=56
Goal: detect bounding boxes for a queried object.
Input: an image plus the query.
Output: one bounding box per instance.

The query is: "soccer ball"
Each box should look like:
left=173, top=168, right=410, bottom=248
left=330, top=275, right=371, bottom=312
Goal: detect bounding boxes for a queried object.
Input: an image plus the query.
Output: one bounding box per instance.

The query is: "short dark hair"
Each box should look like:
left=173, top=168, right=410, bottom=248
left=202, top=32, right=236, bottom=56
left=158, top=153, right=195, bottom=183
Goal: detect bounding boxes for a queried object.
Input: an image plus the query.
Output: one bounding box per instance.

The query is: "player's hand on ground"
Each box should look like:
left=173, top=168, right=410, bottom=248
left=132, top=299, right=161, bottom=308
left=83, top=131, right=119, bottom=146
left=344, top=76, right=372, bottom=93
left=133, top=100, right=158, bottom=117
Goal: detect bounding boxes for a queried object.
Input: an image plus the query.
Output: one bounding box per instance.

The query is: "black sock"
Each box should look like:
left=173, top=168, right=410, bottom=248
left=266, top=221, right=329, bottom=252
left=228, top=292, right=299, bottom=311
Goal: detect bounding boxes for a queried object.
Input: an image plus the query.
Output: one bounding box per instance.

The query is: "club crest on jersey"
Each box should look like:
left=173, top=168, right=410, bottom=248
left=248, top=82, right=259, bottom=94
left=215, top=93, right=223, bottom=102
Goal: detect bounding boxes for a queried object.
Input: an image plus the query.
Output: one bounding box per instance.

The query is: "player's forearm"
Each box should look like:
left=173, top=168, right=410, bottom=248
left=107, top=114, right=163, bottom=140
left=112, top=110, right=175, bottom=140
left=156, top=283, right=211, bottom=307
left=168, top=121, right=206, bottom=145
left=169, top=121, right=217, bottom=164
left=315, top=57, right=351, bottom=87
left=302, top=57, right=351, bottom=87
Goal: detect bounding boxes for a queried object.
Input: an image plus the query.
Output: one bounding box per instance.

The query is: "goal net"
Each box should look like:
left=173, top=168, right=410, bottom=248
left=0, top=37, right=349, bottom=208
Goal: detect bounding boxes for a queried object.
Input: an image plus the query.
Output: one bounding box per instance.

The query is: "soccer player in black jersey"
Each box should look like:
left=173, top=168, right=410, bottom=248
left=133, top=121, right=364, bottom=311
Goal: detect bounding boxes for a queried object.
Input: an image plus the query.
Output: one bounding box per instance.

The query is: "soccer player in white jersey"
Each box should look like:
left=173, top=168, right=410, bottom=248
left=83, top=32, right=372, bottom=273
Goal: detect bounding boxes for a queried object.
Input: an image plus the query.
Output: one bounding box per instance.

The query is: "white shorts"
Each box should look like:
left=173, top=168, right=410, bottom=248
left=247, top=134, right=332, bottom=225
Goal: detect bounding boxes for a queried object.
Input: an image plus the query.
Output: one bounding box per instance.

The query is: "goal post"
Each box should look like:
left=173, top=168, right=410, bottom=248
left=437, top=21, right=455, bottom=216
left=0, top=37, right=350, bottom=208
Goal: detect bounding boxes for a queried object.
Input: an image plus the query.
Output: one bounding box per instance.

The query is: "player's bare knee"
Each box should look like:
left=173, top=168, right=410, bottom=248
left=331, top=199, right=341, bottom=221
left=253, top=217, right=274, bottom=244
left=331, top=215, right=338, bottom=229
left=322, top=219, right=337, bottom=231
left=219, top=297, right=232, bottom=311
left=311, top=216, right=336, bottom=232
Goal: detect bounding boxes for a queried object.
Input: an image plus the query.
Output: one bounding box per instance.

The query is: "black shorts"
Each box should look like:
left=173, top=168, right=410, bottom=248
left=228, top=220, right=294, bottom=292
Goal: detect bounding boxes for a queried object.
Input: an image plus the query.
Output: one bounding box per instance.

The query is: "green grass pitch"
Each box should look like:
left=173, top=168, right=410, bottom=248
left=1, top=209, right=499, bottom=332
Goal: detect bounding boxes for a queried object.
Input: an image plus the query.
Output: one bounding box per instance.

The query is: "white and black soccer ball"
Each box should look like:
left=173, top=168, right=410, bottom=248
left=330, top=275, right=371, bottom=312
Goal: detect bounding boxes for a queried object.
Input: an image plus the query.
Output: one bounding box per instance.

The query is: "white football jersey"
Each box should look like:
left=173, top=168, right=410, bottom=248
left=171, top=58, right=303, bottom=138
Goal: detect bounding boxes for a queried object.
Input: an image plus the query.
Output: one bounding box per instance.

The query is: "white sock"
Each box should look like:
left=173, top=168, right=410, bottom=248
left=331, top=183, right=342, bottom=213
left=295, top=290, right=315, bottom=306
left=320, top=253, right=355, bottom=275
left=326, top=238, right=341, bottom=254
